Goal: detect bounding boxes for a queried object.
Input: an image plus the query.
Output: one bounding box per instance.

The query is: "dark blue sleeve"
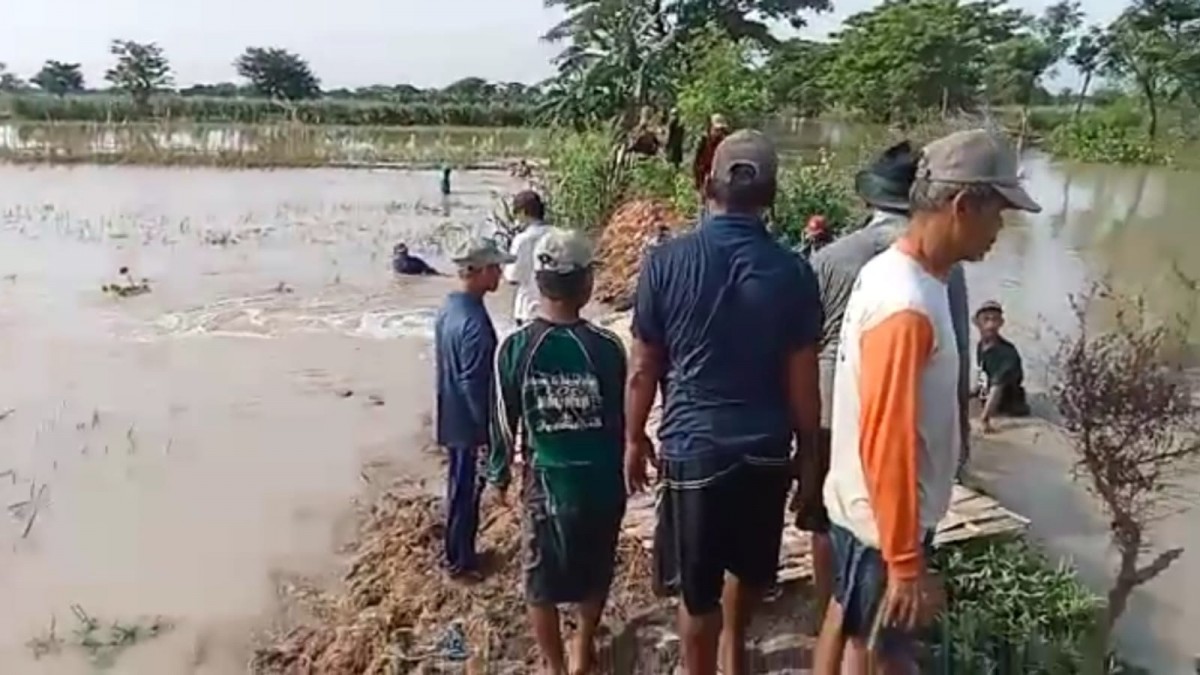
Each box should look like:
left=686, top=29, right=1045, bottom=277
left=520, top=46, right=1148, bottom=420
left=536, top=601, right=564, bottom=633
left=632, top=250, right=664, bottom=345
left=786, top=257, right=823, bottom=350
left=415, top=257, right=438, bottom=275
left=458, top=315, right=496, bottom=444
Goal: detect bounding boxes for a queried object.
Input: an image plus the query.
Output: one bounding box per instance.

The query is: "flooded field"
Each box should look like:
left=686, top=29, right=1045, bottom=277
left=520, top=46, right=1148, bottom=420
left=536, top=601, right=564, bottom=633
left=0, top=123, right=544, bottom=167
left=0, top=150, right=1198, bottom=672
left=0, top=165, right=523, bottom=673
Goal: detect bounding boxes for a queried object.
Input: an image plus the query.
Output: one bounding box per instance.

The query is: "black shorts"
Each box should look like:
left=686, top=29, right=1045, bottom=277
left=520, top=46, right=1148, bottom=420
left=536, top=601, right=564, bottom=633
left=523, top=478, right=624, bottom=606
left=792, top=429, right=831, bottom=533
left=653, top=458, right=791, bottom=616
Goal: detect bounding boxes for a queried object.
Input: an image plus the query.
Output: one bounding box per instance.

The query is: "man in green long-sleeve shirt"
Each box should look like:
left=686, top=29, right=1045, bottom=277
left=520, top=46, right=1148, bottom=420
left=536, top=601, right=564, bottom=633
left=488, top=228, right=627, bottom=675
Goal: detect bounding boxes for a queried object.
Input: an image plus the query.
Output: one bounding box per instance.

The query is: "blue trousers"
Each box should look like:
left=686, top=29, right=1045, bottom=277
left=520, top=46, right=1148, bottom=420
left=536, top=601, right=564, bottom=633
left=444, top=446, right=485, bottom=574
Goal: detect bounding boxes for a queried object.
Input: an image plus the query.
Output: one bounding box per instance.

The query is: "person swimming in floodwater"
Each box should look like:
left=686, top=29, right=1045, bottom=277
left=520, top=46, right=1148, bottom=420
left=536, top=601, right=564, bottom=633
left=392, top=243, right=441, bottom=276
left=440, top=168, right=452, bottom=196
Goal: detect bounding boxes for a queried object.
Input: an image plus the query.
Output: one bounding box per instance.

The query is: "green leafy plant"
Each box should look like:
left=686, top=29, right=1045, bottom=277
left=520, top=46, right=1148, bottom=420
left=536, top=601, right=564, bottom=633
left=675, top=28, right=771, bottom=132
left=771, top=152, right=857, bottom=247
left=927, top=538, right=1104, bottom=674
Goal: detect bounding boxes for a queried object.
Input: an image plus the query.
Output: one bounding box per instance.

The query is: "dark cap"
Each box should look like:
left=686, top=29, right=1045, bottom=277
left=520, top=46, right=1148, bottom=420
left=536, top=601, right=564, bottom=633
left=512, top=190, right=545, bottom=219
left=710, top=130, right=778, bottom=187
left=855, top=140, right=918, bottom=212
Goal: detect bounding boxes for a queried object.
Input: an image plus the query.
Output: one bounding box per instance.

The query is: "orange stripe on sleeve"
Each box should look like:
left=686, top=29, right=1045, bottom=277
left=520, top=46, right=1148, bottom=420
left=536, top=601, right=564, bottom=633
left=858, top=309, right=934, bottom=581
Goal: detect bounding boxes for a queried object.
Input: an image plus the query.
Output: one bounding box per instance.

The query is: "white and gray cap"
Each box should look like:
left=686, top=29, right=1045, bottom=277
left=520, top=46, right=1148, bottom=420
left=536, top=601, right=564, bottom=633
left=533, top=227, right=595, bottom=274
left=450, top=236, right=517, bottom=268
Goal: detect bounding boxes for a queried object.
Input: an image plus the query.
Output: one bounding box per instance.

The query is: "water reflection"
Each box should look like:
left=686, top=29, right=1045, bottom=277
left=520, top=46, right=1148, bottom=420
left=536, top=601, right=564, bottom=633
left=965, top=152, right=1200, bottom=387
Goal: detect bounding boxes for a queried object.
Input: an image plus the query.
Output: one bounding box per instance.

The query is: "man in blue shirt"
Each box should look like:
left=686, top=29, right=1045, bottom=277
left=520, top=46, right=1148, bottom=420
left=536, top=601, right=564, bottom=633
left=626, top=130, right=823, bottom=675
left=435, top=236, right=514, bottom=579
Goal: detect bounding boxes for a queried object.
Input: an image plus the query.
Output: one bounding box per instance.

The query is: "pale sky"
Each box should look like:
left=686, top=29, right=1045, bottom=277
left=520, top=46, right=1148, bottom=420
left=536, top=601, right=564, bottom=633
left=0, top=0, right=1127, bottom=89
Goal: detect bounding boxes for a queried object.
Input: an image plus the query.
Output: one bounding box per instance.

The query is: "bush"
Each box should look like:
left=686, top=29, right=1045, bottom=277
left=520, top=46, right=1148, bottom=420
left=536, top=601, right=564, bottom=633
left=927, top=538, right=1105, bottom=674
left=1047, top=105, right=1169, bottom=166
left=772, top=152, right=858, bottom=247
left=541, top=129, right=626, bottom=231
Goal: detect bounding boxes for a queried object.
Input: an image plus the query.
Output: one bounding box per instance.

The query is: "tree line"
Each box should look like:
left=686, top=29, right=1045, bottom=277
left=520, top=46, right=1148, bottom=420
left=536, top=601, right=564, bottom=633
left=541, top=0, right=1200, bottom=140
left=0, top=43, right=542, bottom=108
left=2, top=0, right=1197, bottom=138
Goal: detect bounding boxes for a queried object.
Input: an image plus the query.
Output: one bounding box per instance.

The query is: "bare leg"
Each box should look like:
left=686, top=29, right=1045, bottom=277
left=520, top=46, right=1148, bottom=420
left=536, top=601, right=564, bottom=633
left=813, top=599, right=850, bottom=675
left=842, top=636, right=870, bottom=675
left=569, top=595, right=606, bottom=675
left=811, top=532, right=834, bottom=623
left=528, top=603, right=567, bottom=675
left=678, top=603, right=721, bottom=675
left=718, top=575, right=763, bottom=675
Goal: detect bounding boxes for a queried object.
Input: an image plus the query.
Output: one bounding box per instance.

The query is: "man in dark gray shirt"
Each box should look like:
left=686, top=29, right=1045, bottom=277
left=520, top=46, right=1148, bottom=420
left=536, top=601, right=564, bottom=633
left=793, top=141, right=971, bottom=621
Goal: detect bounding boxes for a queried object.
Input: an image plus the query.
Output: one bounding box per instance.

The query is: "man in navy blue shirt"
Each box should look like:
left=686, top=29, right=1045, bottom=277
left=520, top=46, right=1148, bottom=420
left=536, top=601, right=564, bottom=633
left=626, top=130, right=823, bottom=675
left=435, top=236, right=514, bottom=579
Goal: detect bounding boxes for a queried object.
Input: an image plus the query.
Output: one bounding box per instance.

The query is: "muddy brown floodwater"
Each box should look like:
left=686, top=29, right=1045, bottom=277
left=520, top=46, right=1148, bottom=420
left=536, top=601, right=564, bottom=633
left=0, top=151, right=1198, bottom=674
left=0, top=165, right=523, bottom=673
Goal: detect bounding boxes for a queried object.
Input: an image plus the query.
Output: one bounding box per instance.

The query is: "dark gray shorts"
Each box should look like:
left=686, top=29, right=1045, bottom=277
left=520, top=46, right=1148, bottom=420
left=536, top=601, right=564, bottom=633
left=522, top=485, right=623, bottom=606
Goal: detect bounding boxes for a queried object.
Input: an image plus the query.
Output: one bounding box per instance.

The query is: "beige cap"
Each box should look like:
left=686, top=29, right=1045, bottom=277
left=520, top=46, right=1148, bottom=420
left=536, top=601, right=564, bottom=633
left=710, top=129, right=778, bottom=187
left=533, top=227, right=594, bottom=274
left=710, top=113, right=729, bottom=129
left=918, top=129, right=1041, bottom=213
left=450, top=236, right=516, bottom=268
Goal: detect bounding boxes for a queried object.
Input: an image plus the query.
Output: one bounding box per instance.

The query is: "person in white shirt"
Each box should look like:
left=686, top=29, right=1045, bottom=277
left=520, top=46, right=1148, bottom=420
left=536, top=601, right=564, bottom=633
left=504, top=190, right=552, bottom=326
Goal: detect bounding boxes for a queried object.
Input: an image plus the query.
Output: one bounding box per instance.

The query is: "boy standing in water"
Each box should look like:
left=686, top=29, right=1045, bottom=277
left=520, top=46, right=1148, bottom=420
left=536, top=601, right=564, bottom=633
left=489, top=228, right=628, bottom=675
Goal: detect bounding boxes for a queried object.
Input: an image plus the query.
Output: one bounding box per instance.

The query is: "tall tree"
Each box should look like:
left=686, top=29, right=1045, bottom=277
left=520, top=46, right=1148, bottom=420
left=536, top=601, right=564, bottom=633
left=31, top=60, right=84, bottom=96
left=540, top=0, right=679, bottom=128
left=544, top=0, right=831, bottom=51
left=105, top=40, right=173, bottom=108
left=234, top=47, right=321, bottom=101
left=441, top=77, right=496, bottom=100
left=0, top=63, right=25, bottom=92
left=1069, top=26, right=1107, bottom=116
left=824, top=0, right=1017, bottom=121
left=764, top=38, right=834, bottom=116
left=1104, top=0, right=1200, bottom=139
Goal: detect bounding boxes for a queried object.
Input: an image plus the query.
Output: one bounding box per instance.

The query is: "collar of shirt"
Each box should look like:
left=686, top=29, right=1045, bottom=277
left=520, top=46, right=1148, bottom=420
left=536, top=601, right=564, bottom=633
left=447, top=291, right=484, bottom=308
left=701, top=213, right=770, bottom=236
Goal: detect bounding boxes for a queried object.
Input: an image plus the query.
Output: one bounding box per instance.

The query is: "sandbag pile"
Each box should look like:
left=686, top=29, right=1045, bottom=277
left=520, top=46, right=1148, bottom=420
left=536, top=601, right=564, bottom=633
left=251, top=488, right=655, bottom=675
left=593, top=199, right=688, bottom=308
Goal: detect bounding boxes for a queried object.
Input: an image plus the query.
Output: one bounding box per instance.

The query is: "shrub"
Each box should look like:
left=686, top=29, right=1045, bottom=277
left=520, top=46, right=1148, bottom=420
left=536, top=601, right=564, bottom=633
left=927, top=538, right=1105, bottom=674
left=1046, top=105, right=1169, bottom=166
left=772, top=152, right=858, bottom=247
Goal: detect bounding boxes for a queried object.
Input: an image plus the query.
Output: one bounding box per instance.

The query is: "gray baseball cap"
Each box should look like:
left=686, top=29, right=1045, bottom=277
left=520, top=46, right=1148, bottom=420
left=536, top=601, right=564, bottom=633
left=533, top=227, right=594, bottom=274
left=710, top=129, right=778, bottom=187
left=918, top=129, right=1041, bottom=213
left=450, top=236, right=516, bottom=268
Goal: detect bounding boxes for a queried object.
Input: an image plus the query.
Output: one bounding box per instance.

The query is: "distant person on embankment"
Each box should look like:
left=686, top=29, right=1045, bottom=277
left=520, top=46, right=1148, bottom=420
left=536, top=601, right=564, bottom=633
left=488, top=228, right=627, bottom=675
left=626, top=130, right=822, bottom=675
left=434, top=237, right=514, bottom=581
left=692, top=114, right=731, bottom=195
left=392, top=242, right=440, bottom=276
left=504, top=190, right=552, bottom=327
left=816, top=130, right=1040, bottom=675
left=665, top=108, right=686, bottom=168
left=440, top=167, right=452, bottom=196
left=973, top=300, right=1031, bottom=433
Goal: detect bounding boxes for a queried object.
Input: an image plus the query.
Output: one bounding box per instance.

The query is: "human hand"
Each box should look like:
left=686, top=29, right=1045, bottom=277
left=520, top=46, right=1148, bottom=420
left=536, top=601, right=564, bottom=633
left=624, top=433, right=658, bottom=495
left=879, top=572, right=944, bottom=632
